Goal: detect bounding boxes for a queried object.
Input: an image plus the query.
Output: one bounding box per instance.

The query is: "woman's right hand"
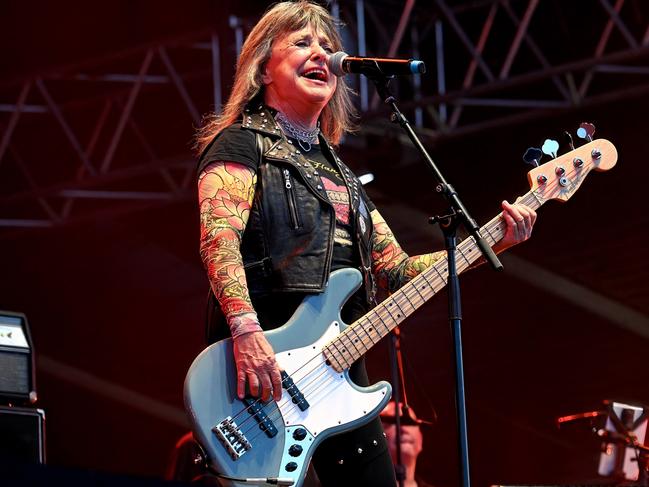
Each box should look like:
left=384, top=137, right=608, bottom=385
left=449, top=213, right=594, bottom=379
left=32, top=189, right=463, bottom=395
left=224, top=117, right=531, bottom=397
left=233, top=331, right=283, bottom=402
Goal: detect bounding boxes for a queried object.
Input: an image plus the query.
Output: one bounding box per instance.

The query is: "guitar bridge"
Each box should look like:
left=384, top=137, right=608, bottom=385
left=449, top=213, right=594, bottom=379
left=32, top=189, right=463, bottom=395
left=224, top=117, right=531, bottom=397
left=212, top=416, right=251, bottom=460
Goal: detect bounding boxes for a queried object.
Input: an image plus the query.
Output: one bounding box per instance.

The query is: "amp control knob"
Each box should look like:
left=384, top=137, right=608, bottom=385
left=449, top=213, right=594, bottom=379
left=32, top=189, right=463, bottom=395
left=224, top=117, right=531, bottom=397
left=285, top=462, right=298, bottom=472
left=289, top=444, right=303, bottom=457
left=293, top=428, right=307, bottom=441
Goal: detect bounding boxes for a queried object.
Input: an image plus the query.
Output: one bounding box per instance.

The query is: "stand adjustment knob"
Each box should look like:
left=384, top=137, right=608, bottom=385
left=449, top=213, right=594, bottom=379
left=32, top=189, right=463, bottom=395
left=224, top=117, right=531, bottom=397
left=285, top=462, right=298, bottom=472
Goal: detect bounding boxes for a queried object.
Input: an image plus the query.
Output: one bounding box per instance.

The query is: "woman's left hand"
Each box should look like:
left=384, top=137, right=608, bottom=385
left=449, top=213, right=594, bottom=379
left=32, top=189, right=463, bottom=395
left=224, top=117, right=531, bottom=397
left=494, top=200, right=537, bottom=253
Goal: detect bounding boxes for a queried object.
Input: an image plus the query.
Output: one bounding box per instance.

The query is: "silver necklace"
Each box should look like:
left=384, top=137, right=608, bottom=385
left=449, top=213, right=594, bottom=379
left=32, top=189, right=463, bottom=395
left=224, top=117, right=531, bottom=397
left=275, top=111, right=320, bottom=152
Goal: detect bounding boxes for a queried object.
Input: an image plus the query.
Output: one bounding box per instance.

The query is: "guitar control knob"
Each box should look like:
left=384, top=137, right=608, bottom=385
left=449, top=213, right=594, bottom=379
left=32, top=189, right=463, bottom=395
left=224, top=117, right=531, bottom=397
left=591, top=148, right=602, bottom=160
left=285, top=461, right=298, bottom=472
left=555, top=166, right=565, bottom=176
left=289, top=444, right=303, bottom=457
left=537, top=175, right=548, bottom=185
left=293, top=428, right=307, bottom=441
left=573, top=158, right=584, bottom=168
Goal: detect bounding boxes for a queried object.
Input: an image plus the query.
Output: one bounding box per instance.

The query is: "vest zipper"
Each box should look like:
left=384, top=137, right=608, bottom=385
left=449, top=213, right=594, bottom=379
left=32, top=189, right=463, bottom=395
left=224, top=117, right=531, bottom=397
left=283, top=168, right=301, bottom=230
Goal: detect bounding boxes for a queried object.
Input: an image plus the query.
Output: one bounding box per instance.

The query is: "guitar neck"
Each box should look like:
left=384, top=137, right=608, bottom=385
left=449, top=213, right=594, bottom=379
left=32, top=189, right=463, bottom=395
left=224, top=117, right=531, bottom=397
left=323, top=190, right=543, bottom=372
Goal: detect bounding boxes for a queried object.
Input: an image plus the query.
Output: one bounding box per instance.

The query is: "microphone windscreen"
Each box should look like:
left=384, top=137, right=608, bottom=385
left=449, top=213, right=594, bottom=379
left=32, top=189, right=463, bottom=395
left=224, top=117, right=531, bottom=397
left=328, top=51, right=348, bottom=77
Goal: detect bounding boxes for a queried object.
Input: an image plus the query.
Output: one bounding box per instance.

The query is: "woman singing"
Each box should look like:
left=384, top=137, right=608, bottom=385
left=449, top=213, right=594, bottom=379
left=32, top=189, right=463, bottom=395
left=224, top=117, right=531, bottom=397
left=195, top=2, right=536, bottom=485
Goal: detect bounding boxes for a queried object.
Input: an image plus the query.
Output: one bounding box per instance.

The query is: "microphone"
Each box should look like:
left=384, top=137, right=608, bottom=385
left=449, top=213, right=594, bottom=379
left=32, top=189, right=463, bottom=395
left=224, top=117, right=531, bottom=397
left=328, top=51, right=426, bottom=77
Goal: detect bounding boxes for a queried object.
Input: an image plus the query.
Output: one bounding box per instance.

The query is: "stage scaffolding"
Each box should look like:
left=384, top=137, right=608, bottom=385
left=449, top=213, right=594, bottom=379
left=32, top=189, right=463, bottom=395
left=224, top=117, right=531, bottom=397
left=1, top=0, right=648, bottom=231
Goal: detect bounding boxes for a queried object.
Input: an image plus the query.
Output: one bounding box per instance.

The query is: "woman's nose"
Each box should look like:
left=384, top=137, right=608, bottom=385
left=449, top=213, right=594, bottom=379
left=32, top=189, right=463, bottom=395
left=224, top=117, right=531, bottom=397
left=311, top=43, right=327, bottom=59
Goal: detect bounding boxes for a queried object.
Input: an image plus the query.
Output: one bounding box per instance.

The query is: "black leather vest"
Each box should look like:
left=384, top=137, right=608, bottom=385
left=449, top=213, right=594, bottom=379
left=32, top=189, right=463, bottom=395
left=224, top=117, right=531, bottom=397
left=237, top=103, right=376, bottom=304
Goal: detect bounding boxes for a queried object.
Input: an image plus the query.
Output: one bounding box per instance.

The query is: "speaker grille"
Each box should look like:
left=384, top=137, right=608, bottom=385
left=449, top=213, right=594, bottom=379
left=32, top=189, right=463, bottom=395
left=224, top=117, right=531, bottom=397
left=0, top=351, right=29, bottom=395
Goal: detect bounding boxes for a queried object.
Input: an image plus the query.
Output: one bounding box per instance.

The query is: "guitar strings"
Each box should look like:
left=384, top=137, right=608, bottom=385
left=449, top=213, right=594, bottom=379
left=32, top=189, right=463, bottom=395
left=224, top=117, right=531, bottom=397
left=222, top=143, right=592, bottom=429
left=231, top=201, right=519, bottom=440
left=234, top=206, right=508, bottom=440
left=229, top=188, right=542, bottom=442
left=229, top=265, right=442, bottom=435
left=222, top=183, right=552, bottom=445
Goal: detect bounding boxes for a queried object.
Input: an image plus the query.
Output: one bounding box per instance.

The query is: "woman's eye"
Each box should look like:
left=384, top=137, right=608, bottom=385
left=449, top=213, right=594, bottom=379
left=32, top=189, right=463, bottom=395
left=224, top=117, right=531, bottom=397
left=295, top=40, right=309, bottom=47
left=323, top=45, right=333, bottom=53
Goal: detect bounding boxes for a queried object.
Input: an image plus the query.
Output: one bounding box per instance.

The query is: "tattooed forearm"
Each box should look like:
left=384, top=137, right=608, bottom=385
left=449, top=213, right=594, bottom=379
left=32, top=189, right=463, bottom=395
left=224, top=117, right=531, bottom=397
left=199, top=162, right=258, bottom=322
left=370, top=209, right=445, bottom=293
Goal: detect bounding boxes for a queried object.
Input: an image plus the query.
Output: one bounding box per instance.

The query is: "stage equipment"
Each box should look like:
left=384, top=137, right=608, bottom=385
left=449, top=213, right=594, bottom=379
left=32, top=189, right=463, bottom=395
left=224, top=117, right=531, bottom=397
left=0, top=311, right=36, bottom=404
left=387, top=326, right=436, bottom=487
left=0, top=405, right=46, bottom=463
left=597, top=401, right=648, bottom=484
left=557, top=400, right=648, bottom=485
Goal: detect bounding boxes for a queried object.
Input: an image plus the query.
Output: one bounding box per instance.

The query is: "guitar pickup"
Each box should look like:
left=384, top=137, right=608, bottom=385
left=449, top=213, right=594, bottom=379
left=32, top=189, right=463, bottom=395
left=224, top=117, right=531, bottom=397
left=281, top=371, right=309, bottom=411
left=212, top=416, right=252, bottom=460
left=243, top=397, right=278, bottom=438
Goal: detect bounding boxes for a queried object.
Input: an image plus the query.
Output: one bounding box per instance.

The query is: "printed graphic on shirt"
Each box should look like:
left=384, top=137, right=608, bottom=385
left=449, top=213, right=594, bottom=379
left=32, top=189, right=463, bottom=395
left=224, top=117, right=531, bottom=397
left=310, top=160, right=341, bottom=179
left=319, top=173, right=353, bottom=246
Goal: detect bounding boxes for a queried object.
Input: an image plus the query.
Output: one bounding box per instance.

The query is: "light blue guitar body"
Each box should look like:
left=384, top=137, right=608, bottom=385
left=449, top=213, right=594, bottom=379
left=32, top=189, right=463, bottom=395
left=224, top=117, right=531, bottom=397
left=184, top=269, right=392, bottom=487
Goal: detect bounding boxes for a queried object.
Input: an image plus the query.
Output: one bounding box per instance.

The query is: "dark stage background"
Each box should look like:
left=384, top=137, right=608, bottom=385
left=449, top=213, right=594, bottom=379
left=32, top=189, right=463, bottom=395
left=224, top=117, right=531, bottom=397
left=1, top=1, right=649, bottom=486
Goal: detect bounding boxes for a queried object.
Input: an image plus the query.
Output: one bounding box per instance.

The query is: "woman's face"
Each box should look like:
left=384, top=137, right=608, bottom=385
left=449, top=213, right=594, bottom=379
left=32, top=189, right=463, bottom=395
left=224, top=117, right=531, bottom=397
left=263, top=24, right=337, bottom=116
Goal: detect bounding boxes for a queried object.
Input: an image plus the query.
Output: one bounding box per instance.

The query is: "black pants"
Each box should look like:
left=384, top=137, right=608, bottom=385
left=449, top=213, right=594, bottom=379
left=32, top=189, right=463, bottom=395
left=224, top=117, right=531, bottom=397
left=312, top=416, right=396, bottom=487
left=310, top=355, right=396, bottom=487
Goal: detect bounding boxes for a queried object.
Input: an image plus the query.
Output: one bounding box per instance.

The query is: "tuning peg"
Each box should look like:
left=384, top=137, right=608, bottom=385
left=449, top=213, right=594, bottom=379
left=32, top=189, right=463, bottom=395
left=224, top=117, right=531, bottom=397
left=541, top=139, right=560, bottom=159
left=576, top=122, right=596, bottom=142
left=523, top=147, right=543, bottom=167
left=564, top=131, right=575, bottom=151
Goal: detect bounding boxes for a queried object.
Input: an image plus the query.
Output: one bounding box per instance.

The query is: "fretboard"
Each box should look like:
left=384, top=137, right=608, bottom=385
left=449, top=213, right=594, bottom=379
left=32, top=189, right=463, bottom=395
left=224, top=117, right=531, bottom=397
left=322, top=190, right=543, bottom=372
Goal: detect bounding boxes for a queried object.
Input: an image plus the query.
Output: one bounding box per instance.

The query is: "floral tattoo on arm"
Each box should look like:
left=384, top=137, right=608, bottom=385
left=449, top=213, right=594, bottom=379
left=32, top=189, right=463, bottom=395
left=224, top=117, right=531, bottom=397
left=199, top=162, right=260, bottom=334
left=370, top=209, right=446, bottom=293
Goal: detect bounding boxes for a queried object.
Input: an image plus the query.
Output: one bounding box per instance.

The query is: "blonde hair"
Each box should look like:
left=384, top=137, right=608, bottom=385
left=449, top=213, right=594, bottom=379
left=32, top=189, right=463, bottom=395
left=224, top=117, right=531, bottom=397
left=195, top=1, right=356, bottom=152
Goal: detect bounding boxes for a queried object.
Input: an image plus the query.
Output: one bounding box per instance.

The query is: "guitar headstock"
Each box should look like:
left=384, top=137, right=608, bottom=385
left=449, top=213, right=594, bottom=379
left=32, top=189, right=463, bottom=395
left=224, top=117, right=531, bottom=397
left=527, top=139, right=618, bottom=203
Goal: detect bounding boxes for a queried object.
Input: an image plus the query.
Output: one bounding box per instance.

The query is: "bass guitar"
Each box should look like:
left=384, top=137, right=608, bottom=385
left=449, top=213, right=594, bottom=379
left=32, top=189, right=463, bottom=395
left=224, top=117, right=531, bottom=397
left=185, top=138, right=618, bottom=486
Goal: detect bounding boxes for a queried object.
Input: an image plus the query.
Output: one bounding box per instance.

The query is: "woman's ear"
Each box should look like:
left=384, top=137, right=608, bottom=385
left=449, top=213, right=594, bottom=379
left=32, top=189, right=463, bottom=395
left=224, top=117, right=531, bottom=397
left=261, top=65, right=272, bottom=85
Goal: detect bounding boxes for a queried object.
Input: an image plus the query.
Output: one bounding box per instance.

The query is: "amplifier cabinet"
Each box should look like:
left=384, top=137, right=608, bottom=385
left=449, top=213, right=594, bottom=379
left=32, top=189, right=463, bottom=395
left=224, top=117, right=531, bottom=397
left=0, top=311, right=36, bottom=404
left=0, top=405, right=45, bottom=464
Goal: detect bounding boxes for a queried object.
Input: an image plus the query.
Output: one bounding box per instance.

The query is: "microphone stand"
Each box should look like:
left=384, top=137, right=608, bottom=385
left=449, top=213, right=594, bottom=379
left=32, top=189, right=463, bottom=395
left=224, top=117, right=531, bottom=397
left=368, top=74, right=503, bottom=487
left=388, top=327, right=410, bottom=487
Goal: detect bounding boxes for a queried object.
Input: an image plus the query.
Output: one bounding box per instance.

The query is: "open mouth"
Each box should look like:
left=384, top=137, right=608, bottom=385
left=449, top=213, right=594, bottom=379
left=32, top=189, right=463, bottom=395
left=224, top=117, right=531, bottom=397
left=302, top=68, right=328, bottom=82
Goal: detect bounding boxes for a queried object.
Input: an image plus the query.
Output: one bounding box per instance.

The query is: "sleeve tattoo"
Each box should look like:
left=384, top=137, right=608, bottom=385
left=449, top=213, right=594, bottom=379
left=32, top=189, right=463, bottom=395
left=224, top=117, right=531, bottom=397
left=198, top=162, right=261, bottom=335
left=370, top=209, right=446, bottom=293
